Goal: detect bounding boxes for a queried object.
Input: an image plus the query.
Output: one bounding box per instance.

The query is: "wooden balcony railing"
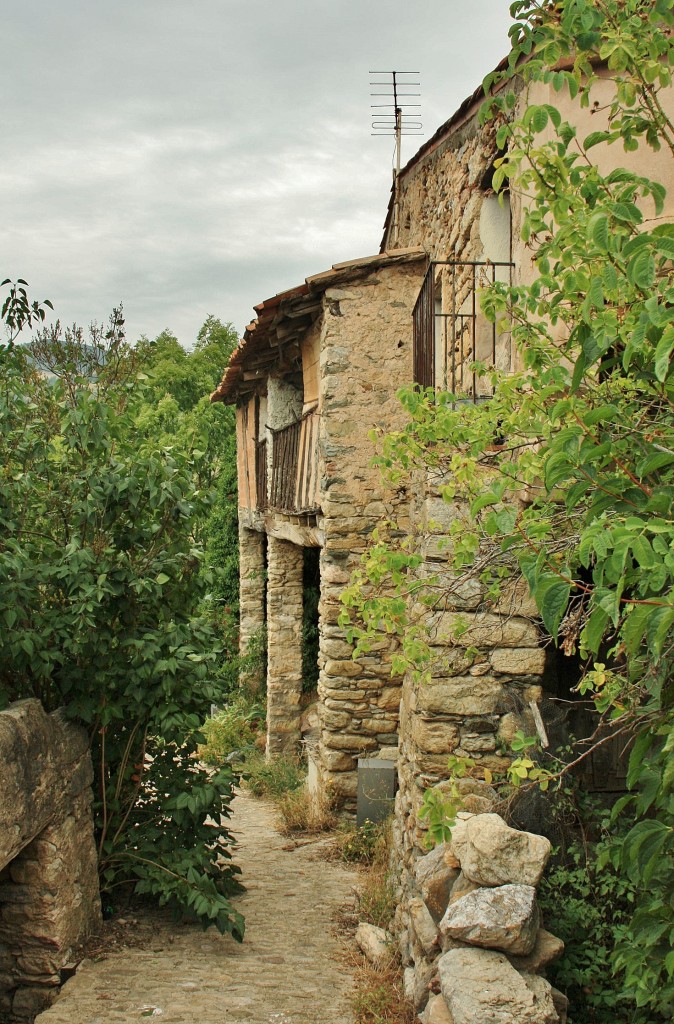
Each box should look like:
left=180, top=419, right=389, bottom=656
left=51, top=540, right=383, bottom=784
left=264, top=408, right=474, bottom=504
left=269, top=408, right=320, bottom=514
left=255, top=438, right=267, bottom=511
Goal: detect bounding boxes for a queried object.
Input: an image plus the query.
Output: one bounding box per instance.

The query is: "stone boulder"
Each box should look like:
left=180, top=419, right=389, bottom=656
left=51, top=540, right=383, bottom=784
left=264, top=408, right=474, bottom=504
left=439, top=885, right=540, bottom=956
left=438, top=947, right=560, bottom=1024
left=355, top=922, right=392, bottom=964
left=448, top=871, right=480, bottom=906
left=413, top=843, right=460, bottom=922
left=420, top=993, right=455, bottom=1024
left=409, top=897, right=440, bottom=956
left=550, top=987, right=569, bottom=1024
left=403, top=958, right=438, bottom=1011
left=450, top=813, right=551, bottom=888
left=507, top=929, right=565, bottom=974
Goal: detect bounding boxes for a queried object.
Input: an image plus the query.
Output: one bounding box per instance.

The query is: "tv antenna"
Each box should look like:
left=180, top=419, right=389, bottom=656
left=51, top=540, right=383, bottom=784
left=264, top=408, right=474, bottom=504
left=370, top=70, right=422, bottom=245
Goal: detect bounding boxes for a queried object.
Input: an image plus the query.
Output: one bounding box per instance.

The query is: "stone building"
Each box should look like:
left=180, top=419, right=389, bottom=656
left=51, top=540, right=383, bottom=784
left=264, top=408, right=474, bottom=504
left=213, top=61, right=674, bottom=821
left=213, top=71, right=538, bottom=814
left=211, top=248, right=427, bottom=808
left=213, top=50, right=674, bottom=1022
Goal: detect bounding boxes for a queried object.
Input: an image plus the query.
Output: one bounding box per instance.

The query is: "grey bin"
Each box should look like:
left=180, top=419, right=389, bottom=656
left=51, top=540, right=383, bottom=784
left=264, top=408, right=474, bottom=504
left=357, top=758, right=397, bottom=827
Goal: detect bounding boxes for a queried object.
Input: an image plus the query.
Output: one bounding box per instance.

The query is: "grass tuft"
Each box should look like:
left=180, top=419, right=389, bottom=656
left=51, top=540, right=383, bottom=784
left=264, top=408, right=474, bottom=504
left=350, top=951, right=418, bottom=1024
left=276, top=786, right=337, bottom=835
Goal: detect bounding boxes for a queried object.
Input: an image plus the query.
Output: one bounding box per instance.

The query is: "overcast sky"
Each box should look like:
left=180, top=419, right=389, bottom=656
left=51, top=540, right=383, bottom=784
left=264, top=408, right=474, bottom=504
left=2, top=1, right=513, bottom=347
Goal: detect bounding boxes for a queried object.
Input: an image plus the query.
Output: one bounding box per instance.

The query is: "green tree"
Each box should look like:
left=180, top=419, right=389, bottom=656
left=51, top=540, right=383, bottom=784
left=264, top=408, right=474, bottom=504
left=0, top=316, right=244, bottom=940
left=343, top=1, right=674, bottom=1018
left=1, top=277, right=53, bottom=347
left=133, top=316, right=241, bottom=672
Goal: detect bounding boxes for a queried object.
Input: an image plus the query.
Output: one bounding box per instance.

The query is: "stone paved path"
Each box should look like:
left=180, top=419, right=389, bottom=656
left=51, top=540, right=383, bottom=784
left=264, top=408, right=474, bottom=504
left=36, top=793, right=358, bottom=1024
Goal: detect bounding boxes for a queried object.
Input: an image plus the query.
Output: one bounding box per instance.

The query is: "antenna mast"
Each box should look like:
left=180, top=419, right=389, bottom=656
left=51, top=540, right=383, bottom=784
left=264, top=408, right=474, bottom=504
left=370, top=70, right=421, bottom=246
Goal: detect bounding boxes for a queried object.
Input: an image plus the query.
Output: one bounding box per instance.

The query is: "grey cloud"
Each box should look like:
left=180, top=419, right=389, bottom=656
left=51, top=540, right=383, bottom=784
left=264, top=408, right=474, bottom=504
left=2, top=0, right=512, bottom=345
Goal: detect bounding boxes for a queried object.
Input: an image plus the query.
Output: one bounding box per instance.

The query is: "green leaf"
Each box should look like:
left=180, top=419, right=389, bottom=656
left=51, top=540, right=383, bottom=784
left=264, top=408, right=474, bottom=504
left=654, top=326, right=674, bottom=382
left=539, top=579, right=571, bottom=640
left=583, top=130, right=611, bottom=150
left=581, top=605, right=610, bottom=655
left=623, top=819, right=673, bottom=884
left=531, top=105, right=550, bottom=132
left=587, top=211, right=610, bottom=251
left=622, top=603, right=652, bottom=656
left=628, top=248, right=656, bottom=290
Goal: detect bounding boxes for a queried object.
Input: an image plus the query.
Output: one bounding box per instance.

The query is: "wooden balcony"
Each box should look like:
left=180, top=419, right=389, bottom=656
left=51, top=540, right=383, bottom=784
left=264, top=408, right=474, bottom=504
left=255, top=438, right=267, bottom=511
left=268, top=408, right=320, bottom=514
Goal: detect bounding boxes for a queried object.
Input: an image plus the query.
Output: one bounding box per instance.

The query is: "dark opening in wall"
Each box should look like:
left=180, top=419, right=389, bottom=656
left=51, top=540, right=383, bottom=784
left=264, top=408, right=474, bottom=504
left=480, top=147, right=508, bottom=193
left=302, top=546, right=321, bottom=694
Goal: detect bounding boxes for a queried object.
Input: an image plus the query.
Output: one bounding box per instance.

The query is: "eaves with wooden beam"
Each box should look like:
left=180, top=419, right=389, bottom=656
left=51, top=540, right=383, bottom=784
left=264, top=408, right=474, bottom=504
left=210, top=247, right=427, bottom=405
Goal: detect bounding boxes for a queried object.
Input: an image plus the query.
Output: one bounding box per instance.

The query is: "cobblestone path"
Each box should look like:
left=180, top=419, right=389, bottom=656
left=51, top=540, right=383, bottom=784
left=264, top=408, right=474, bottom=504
left=36, top=793, right=358, bottom=1024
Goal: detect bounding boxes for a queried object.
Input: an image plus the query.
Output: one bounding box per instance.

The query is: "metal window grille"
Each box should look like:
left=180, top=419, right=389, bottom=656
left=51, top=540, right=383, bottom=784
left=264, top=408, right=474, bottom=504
left=412, top=260, right=513, bottom=400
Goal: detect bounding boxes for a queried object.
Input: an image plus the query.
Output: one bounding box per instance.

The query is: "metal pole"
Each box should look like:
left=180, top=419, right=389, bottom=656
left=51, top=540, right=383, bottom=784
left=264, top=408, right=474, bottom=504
left=393, top=72, right=402, bottom=246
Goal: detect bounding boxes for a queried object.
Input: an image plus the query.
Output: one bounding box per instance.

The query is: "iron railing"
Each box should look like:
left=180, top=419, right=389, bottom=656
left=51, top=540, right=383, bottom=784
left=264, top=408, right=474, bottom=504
left=269, top=407, right=320, bottom=514
left=412, top=260, right=513, bottom=399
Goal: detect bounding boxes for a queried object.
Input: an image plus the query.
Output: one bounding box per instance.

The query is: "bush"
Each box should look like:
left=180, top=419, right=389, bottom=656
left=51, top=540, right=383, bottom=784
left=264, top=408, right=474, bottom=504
left=198, top=697, right=265, bottom=765
left=351, top=954, right=417, bottom=1024
left=243, top=752, right=306, bottom=799
left=338, top=819, right=390, bottom=865
left=538, top=837, right=638, bottom=1024
left=0, top=337, right=245, bottom=938
left=345, top=818, right=397, bottom=931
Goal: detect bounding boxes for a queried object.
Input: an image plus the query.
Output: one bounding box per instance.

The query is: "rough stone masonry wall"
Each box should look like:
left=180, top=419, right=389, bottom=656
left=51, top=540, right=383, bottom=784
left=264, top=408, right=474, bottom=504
left=266, top=534, right=304, bottom=755
left=316, top=258, right=426, bottom=809
left=388, top=111, right=504, bottom=261
left=238, top=522, right=266, bottom=691
left=392, top=472, right=549, bottom=1009
left=0, top=700, right=101, bottom=1023
left=360, top=808, right=568, bottom=1024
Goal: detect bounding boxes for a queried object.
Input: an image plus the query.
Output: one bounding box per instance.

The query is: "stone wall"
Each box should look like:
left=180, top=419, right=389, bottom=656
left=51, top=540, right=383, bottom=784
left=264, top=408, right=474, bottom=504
left=266, top=535, right=304, bottom=755
left=0, top=700, right=101, bottom=1023
left=238, top=523, right=266, bottom=691
left=392, top=471, right=549, bottom=977
left=386, top=108, right=506, bottom=264
left=315, top=257, right=427, bottom=809
left=360, top=808, right=568, bottom=1024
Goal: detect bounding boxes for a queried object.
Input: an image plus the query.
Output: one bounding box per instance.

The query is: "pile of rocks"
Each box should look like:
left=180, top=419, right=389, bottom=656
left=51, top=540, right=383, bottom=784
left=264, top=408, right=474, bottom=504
left=360, top=809, right=568, bottom=1024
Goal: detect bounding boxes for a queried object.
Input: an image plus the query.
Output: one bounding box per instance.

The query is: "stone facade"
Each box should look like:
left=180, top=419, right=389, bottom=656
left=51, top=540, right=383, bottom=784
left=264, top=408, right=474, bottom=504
left=238, top=524, right=266, bottom=692
left=0, top=700, right=101, bottom=1023
left=315, top=259, right=426, bottom=807
left=212, top=52, right=674, bottom=1022
left=212, top=249, right=427, bottom=811
left=386, top=107, right=507, bottom=265
left=266, top=535, right=304, bottom=755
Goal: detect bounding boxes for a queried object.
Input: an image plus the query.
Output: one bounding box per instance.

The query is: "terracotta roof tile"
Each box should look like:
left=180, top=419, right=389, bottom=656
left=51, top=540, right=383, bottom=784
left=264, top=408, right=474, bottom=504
left=210, top=247, right=426, bottom=404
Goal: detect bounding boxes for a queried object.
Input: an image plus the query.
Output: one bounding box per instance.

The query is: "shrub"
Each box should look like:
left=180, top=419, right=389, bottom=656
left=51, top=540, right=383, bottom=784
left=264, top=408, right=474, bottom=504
left=346, top=818, right=397, bottom=931
left=198, top=697, right=265, bottom=765
left=0, top=336, right=244, bottom=938
left=338, top=819, right=390, bottom=865
left=243, top=752, right=306, bottom=799
left=538, top=837, right=638, bottom=1024
left=351, top=953, right=417, bottom=1024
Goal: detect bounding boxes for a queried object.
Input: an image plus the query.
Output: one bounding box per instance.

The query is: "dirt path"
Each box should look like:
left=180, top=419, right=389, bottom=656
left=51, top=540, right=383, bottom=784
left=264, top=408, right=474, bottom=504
left=36, top=792, right=358, bottom=1024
